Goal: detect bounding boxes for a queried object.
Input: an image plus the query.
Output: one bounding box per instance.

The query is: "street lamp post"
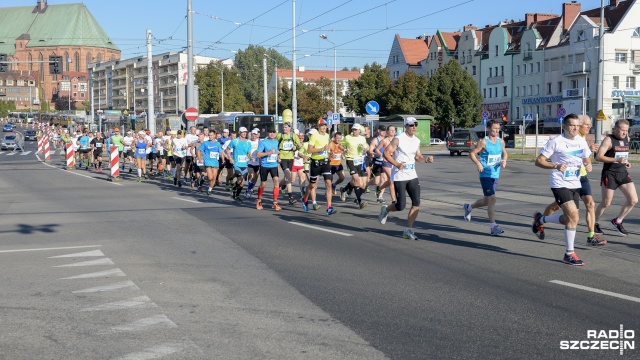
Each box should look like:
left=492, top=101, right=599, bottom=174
left=320, top=34, right=337, bottom=115
left=175, top=74, right=179, bottom=116
left=221, top=66, right=224, bottom=112
left=264, top=54, right=278, bottom=117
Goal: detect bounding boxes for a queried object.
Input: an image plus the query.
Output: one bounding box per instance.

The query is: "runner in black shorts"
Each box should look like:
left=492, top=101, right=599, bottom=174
left=90, top=132, right=104, bottom=172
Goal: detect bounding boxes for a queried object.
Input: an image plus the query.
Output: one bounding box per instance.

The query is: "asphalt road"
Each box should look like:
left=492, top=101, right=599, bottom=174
left=1, top=123, right=639, bottom=359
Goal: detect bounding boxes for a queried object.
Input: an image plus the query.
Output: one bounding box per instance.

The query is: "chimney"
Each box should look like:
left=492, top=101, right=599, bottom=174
left=36, top=0, right=47, bottom=12
left=562, top=2, right=581, bottom=33
left=298, top=66, right=305, bottom=72
left=463, top=24, right=477, bottom=32
left=609, top=0, right=620, bottom=7
left=526, top=14, right=535, bottom=27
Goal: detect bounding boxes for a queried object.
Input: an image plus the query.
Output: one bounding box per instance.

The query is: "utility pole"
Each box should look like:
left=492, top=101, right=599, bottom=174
left=292, top=0, right=297, bottom=124
left=595, top=0, right=605, bottom=143
left=147, top=29, right=155, bottom=134
left=263, top=57, right=268, bottom=114
left=186, top=0, right=195, bottom=128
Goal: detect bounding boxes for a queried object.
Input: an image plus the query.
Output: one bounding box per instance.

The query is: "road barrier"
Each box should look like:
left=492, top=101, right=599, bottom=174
left=109, top=146, right=120, bottom=180
left=65, top=143, right=75, bottom=169
left=37, top=136, right=43, bottom=154
left=43, top=134, right=51, bottom=161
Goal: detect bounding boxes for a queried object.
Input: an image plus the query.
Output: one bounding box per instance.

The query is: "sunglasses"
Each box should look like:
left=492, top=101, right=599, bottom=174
left=406, top=123, right=418, bottom=128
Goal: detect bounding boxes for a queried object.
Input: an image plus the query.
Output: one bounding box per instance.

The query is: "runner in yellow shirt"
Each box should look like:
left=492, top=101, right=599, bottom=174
left=340, top=123, right=369, bottom=209
left=301, top=119, right=336, bottom=215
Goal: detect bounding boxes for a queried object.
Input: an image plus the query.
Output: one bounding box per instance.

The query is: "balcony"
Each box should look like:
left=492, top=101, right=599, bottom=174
left=563, top=62, right=591, bottom=76
left=631, top=61, right=640, bottom=74
left=487, top=75, right=504, bottom=85
left=523, top=52, right=533, bottom=61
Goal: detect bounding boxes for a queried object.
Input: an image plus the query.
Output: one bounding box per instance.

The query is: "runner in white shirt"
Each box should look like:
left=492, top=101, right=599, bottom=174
left=122, top=131, right=135, bottom=173
left=378, top=117, right=433, bottom=240
left=172, top=130, right=189, bottom=187
left=183, top=126, right=199, bottom=182
left=246, top=128, right=261, bottom=198
left=531, top=114, right=592, bottom=266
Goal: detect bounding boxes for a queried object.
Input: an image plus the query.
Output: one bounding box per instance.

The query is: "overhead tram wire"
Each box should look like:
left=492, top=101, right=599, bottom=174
left=213, top=0, right=288, bottom=44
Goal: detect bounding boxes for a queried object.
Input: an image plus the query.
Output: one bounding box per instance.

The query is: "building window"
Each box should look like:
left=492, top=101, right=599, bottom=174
left=536, top=62, right=541, bottom=73
left=529, top=63, right=533, bottom=73
left=523, top=65, right=527, bottom=75
left=75, top=52, right=80, bottom=72
left=495, top=87, right=498, bottom=97
left=529, top=85, right=533, bottom=95
left=495, top=67, right=498, bottom=76
left=615, top=52, right=627, bottom=62
left=516, top=107, right=520, bottom=119
left=489, top=68, right=493, bottom=77
left=627, top=76, right=636, bottom=89
left=64, top=52, right=70, bottom=71
left=522, top=86, right=526, bottom=96
left=547, top=105, right=552, bottom=117
left=536, top=84, right=540, bottom=95
left=489, top=88, right=492, bottom=98
left=472, top=66, right=476, bottom=75
left=503, top=86, right=507, bottom=96
left=571, top=79, right=578, bottom=89
left=495, top=45, right=499, bottom=57
left=500, top=66, right=504, bottom=76
left=547, top=83, right=552, bottom=94
left=483, top=88, right=486, bottom=98
left=577, top=30, right=586, bottom=42
left=516, top=86, right=520, bottom=97
left=516, top=65, right=520, bottom=75
left=633, top=27, right=640, bottom=37
left=558, top=81, right=562, bottom=93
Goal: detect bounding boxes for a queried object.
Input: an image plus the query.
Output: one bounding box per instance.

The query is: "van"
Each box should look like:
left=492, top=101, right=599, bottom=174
left=447, top=130, right=479, bottom=156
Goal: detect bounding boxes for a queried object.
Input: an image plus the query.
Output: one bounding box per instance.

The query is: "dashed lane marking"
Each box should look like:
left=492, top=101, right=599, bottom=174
left=550, top=280, right=640, bottom=304
left=112, top=342, right=189, bottom=360
left=96, top=314, right=178, bottom=335
left=0, top=245, right=101, bottom=254
left=289, top=221, right=353, bottom=237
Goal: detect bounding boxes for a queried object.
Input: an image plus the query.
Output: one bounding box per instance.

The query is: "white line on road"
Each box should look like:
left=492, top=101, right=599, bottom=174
left=61, top=268, right=126, bottom=280
left=54, top=258, right=115, bottom=267
left=73, top=280, right=140, bottom=294
left=20, top=151, right=32, bottom=155
left=550, top=280, right=640, bottom=304
left=112, top=342, right=186, bottom=360
left=48, top=250, right=105, bottom=258
left=0, top=245, right=101, bottom=254
left=35, top=155, right=123, bottom=186
left=80, top=296, right=157, bottom=312
left=171, top=197, right=201, bottom=204
left=289, top=221, right=353, bottom=237
left=97, top=314, right=177, bottom=335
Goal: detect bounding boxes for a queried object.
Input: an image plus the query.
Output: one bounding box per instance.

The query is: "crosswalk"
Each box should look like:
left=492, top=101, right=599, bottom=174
left=0, top=150, right=32, bottom=156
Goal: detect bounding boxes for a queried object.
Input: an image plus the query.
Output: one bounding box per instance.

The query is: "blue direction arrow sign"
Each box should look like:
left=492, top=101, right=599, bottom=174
left=558, top=117, right=564, bottom=124
left=366, top=101, right=380, bottom=115
left=482, top=118, right=488, bottom=125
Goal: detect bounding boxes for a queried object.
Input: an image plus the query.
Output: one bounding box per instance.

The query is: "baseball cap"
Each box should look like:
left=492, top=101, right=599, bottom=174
left=166, top=127, right=171, bottom=132
left=317, top=118, right=326, bottom=126
left=127, top=130, right=132, bottom=134
left=293, top=129, right=300, bottom=135
left=223, top=128, right=229, bottom=133
left=177, top=130, right=183, bottom=134
left=283, top=122, right=292, bottom=127
left=404, top=117, right=418, bottom=126
left=251, top=128, right=260, bottom=134
left=239, top=127, right=248, bottom=133
left=352, top=123, right=362, bottom=131
left=378, top=125, right=387, bottom=131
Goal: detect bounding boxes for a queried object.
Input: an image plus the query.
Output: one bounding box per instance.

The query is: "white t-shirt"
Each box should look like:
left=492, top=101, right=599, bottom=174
left=185, top=133, right=198, bottom=144
left=540, top=134, right=591, bottom=189
left=391, top=132, right=421, bottom=182
left=172, top=137, right=188, bottom=158
left=248, top=139, right=260, bottom=166
left=294, top=150, right=305, bottom=167
left=122, top=136, right=134, bottom=150
left=154, top=138, right=164, bottom=154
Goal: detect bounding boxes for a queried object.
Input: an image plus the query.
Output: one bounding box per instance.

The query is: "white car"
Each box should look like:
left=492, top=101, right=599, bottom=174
left=1, top=133, right=17, bottom=150
left=430, top=138, right=445, bottom=145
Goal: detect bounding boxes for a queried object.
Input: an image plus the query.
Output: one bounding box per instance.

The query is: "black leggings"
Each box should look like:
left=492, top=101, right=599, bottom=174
left=394, top=178, right=420, bottom=211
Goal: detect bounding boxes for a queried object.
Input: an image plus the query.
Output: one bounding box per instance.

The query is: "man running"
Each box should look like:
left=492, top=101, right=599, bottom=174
left=226, top=127, right=252, bottom=202
left=276, top=122, right=301, bottom=204
left=198, top=129, right=222, bottom=195
left=256, top=128, right=282, bottom=211
left=172, top=130, right=188, bottom=187
left=90, top=131, right=105, bottom=172
left=594, top=118, right=638, bottom=236
left=531, top=114, right=592, bottom=266
left=246, top=128, right=261, bottom=198
left=378, top=117, right=433, bottom=240
left=370, top=125, right=387, bottom=203
left=340, top=123, right=369, bottom=209
left=122, top=130, right=135, bottom=173
left=329, top=132, right=345, bottom=195
left=301, top=119, right=336, bottom=215
left=463, top=119, right=508, bottom=236
left=109, top=128, right=124, bottom=168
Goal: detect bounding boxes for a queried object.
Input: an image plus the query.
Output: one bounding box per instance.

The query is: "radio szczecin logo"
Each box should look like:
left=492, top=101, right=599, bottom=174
left=560, top=325, right=635, bottom=355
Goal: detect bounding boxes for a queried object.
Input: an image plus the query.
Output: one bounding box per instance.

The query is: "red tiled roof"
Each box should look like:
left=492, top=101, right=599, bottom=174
left=581, top=0, right=632, bottom=30
left=396, top=34, right=429, bottom=65
left=439, top=31, right=462, bottom=53
left=276, top=69, right=361, bottom=82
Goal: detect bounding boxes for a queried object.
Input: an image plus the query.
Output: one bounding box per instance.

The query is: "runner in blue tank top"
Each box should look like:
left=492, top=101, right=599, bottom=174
left=463, top=119, right=508, bottom=236
left=198, top=130, right=222, bottom=196
left=255, top=128, right=282, bottom=211
left=226, top=127, right=252, bottom=202
left=134, top=131, right=149, bottom=181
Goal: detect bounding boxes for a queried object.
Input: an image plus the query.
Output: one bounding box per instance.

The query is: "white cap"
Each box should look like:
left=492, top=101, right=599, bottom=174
left=308, top=128, right=318, bottom=135
left=293, top=129, right=300, bottom=135
left=404, top=117, right=418, bottom=125
left=223, top=128, right=230, bottom=133
left=138, top=130, right=145, bottom=135
left=251, top=128, right=260, bottom=134
left=238, top=127, right=248, bottom=133
left=352, top=123, right=362, bottom=131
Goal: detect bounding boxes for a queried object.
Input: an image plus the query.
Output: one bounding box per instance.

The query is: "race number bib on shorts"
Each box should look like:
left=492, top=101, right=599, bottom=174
left=209, top=151, right=219, bottom=159
left=353, top=157, right=363, bottom=166
left=615, top=151, right=629, bottom=160
left=487, top=154, right=501, bottom=166
left=237, top=155, right=248, bottom=163
left=282, top=142, right=293, bottom=151
left=267, top=154, right=278, bottom=163
left=563, top=166, right=580, bottom=180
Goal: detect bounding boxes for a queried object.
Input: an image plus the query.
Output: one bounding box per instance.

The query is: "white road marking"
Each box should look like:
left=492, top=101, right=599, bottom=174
left=171, top=197, right=201, bottom=204
left=72, top=280, right=139, bottom=294
left=550, top=280, right=640, bottom=304
left=0, top=151, right=4, bottom=155
left=288, top=221, right=353, bottom=237
left=35, top=156, right=123, bottom=186
left=0, top=245, right=101, bottom=254
left=97, top=314, right=177, bottom=335
left=20, top=151, right=32, bottom=155
left=48, top=250, right=105, bottom=258
left=61, top=268, right=126, bottom=280
left=6, top=152, right=16, bottom=156
left=80, top=296, right=157, bottom=312
left=54, top=258, right=115, bottom=267
left=112, top=342, right=186, bottom=360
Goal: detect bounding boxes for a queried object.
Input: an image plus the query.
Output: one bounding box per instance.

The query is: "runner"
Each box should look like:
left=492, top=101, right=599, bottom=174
left=301, top=119, right=336, bottom=215
left=172, top=130, right=188, bottom=187
left=256, top=128, right=282, bottom=210
left=594, top=118, right=638, bottom=236
left=462, top=119, right=508, bottom=236
left=292, top=129, right=309, bottom=198
left=192, top=132, right=206, bottom=191
left=77, top=130, right=91, bottom=170
left=217, top=128, right=230, bottom=187
left=90, top=131, right=105, bottom=172
left=536, top=115, right=605, bottom=245
left=198, top=129, right=222, bottom=195
left=153, top=131, right=166, bottom=177
left=183, top=127, right=199, bottom=184
left=340, top=123, right=369, bottom=209
left=226, top=127, right=252, bottom=202
left=134, top=131, right=149, bottom=181
left=222, top=131, right=238, bottom=190
left=276, top=122, right=301, bottom=205
left=370, top=125, right=387, bottom=203
left=531, top=114, right=592, bottom=266
left=246, top=128, right=261, bottom=198
left=329, top=132, right=345, bottom=196
left=122, top=130, right=135, bottom=173
left=378, top=117, right=433, bottom=240
left=374, top=125, right=397, bottom=204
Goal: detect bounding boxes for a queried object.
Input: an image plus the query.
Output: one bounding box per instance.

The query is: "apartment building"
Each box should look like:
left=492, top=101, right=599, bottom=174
left=386, top=34, right=430, bottom=80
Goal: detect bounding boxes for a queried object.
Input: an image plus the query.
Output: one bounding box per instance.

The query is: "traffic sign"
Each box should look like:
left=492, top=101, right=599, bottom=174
left=523, top=113, right=533, bottom=122
left=332, top=113, right=340, bottom=122
left=184, top=107, right=199, bottom=121
left=482, top=118, right=488, bottom=125
left=481, top=110, right=490, bottom=119
left=557, top=107, right=566, bottom=117
left=326, top=119, right=333, bottom=126
left=327, top=111, right=333, bottom=118
left=558, top=117, right=564, bottom=124
left=596, top=109, right=606, bottom=121
left=366, top=101, right=379, bottom=115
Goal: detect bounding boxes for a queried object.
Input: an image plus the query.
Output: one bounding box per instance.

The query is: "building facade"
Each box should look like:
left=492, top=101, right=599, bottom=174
left=386, top=34, right=430, bottom=80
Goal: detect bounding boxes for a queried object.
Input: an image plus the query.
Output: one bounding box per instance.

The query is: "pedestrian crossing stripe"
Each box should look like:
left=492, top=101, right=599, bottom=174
left=20, top=151, right=32, bottom=155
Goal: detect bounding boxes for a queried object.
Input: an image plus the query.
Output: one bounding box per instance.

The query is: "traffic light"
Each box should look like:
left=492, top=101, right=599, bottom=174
left=0, top=54, right=7, bottom=73
left=49, top=56, right=62, bottom=75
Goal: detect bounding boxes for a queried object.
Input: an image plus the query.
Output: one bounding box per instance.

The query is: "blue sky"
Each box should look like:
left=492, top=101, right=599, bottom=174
left=10, top=0, right=604, bottom=69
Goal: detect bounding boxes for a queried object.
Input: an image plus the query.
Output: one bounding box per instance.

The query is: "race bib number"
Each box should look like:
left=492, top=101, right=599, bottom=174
left=124, top=146, right=131, bottom=151
left=563, top=166, right=580, bottom=180
left=332, top=153, right=342, bottom=160
left=353, top=157, right=363, bottom=166
left=267, top=154, right=278, bottom=163
left=237, top=155, right=248, bottom=163
left=209, top=151, right=219, bottom=159
left=136, top=148, right=146, bottom=156
left=95, top=143, right=103, bottom=148
left=487, top=154, right=501, bottom=166
left=282, top=141, right=293, bottom=151
left=615, top=151, right=629, bottom=160
left=197, top=160, right=204, bottom=166
left=403, top=163, right=416, bottom=171
left=318, top=150, right=327, bottom=158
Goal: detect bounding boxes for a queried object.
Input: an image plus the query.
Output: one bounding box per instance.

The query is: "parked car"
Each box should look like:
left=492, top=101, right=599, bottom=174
left=3, top=124, right=13, bottom=132
left=1, top=133, right=17, bottom=150
left=430, top=138, right=445, bottom=145
left=447, top=130, right=479, bottom=156
left=24, top=130, right=37, bottom=140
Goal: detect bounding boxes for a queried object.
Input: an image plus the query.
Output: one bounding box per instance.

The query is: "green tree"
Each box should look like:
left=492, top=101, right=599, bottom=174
left=0, top=100, right=16, bottom=118
left=425, top=60, right=482, bottom=129
left=234, top=45, right=292, bottom=103
left=387, top=70, right=431, bottom=115
left=196, top=61, right=245, bottom=113
left=343, top=63, right=392, bottom=116
left=54, top=96, right=75, bottom=111
left=296, top=82, right=332, bottom=124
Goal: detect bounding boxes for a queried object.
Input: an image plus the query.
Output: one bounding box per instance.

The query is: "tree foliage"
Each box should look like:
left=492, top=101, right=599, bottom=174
left=234, top=45, right=292, bottom=103
left=387, top=70, right=431, bottom=115
left=196, top=62, right=245, bottom=114
left=54, top=96, right=76, bottom=111
left=342, top=63, right=392, bottom=116
left=0, top=100, right=16, bottom=118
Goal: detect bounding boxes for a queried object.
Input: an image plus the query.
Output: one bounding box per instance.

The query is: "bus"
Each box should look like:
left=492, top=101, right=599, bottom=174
left=203, top=112, right=275, bottom=138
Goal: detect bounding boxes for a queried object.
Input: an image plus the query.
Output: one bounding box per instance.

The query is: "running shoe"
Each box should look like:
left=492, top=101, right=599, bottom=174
left=93, top=168, right=98, bottom=173
left=538, top=225, right=545, bottom=240
left=463, top=203, right=472, bottom=221
left=256, top=200, right=263, bottom=210
left=377, top=197, right=386, bottom=204
left=273, top=202, right=282, bottom=211
left=375, top=186, right=381, bottom=198
left=288, top=197, right=298, bottom=205
left=359, top=201, right=368, bottom=210
left=594, top=223, right=603, bottom=235
left=197, top=186, right=203, bottom=192
left=225, top=184, right=231, bottom=191
left=402, top=228, right=418, bottom=240
left=562, top=252, right=584, bottom=266
left=312, top=203, right=320, bottom=211
left=138, top=177, right=143, bottom=182
left=340, top=187, right=347, bottom=202
left=302, top=201, right=309, bottom=212
left=378, top=206, right=388, bottom=224
left=245, top=190, right=252, bottom=199
left=587, top=234, right=607, bottom=246
left=490, top=225, right=504, bottom=236
left=129, top=168, right=132, bottom=173
left=532, top=212, right=543, bottom=237
left=234, top=196, right=243, bottom=203
left=610, top=218, right=628, bottom=236
left=326, top=207, right=337, bottom=215
left=207, top=190, right=212, bottom=196
left=365, top=187, right=370, bottom=194
left=353, top=198, right=359, bottom=204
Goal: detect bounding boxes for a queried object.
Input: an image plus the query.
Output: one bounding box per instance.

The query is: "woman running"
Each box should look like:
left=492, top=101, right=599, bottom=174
left=375, top=125, right=397, bottom=204
left=134, top=131, right=149, bottom=181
